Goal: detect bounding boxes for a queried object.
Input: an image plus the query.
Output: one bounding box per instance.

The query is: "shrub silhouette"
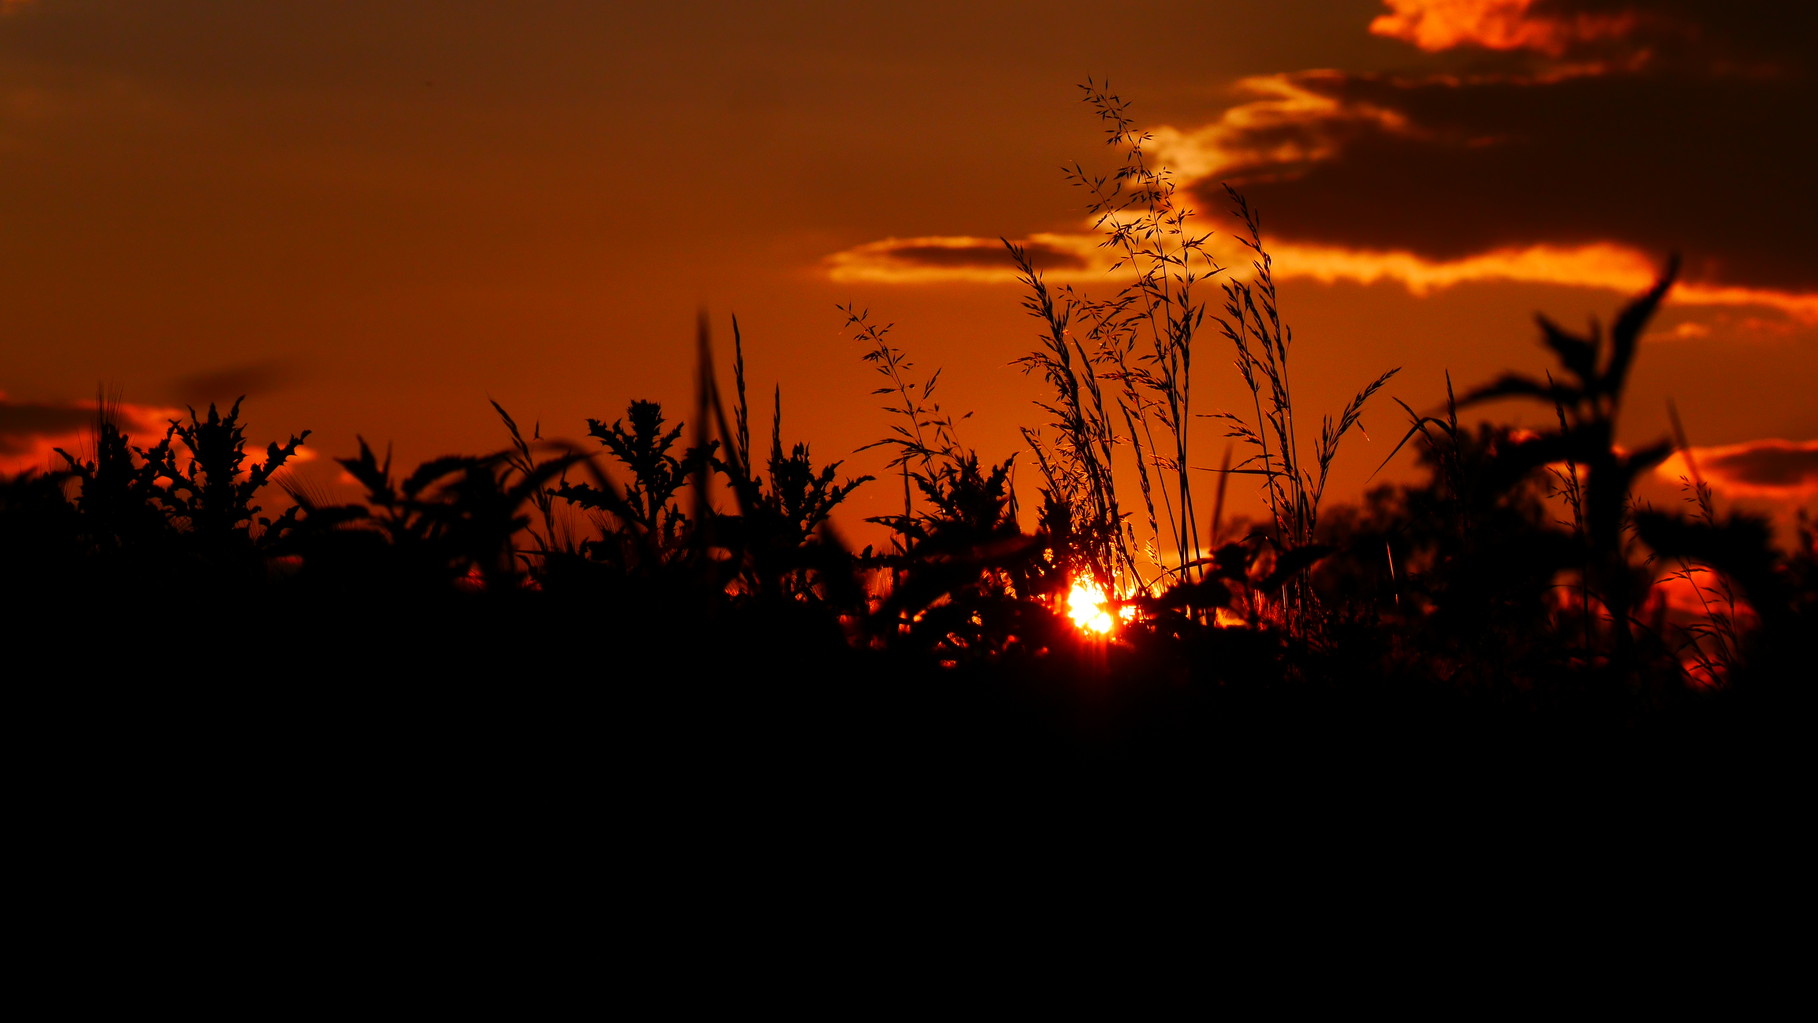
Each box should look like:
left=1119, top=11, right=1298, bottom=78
left=556, top=399, right=715, bottom=574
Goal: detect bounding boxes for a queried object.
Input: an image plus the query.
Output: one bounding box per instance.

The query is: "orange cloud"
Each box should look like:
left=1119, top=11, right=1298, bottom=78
left=826, top=227, right=1818, bottom=324
left=831, top=8, right=1815, bottom=305
left=1656, top=439, right=1818, bottom=499
left=1369, top=0, right=1640, bottom=56
left=824, top=234, right=1107, bottom=284
left=1146, top=72, right=1420, bottom=183
left=1263, top=241, right=1818, bottom=320
left=825, top=223, right=1294, bottom=286
left=1646, top=320, right=1712, bottom=342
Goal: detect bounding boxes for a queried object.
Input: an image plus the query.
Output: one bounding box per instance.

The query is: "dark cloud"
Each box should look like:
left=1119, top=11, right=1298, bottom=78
left=1535, top=3, right=1818, bottom=70
left=1194, top=64, right=1815, bottom=292
left=168, top=360, right=297, bottom=407
left=0, top=398, right=177, bottom=458
left=0, top=400, right=94, bottom=454
left=827, top=236, right=1096, bottom=282
left=1371, top=2, right=1817, bottom=70
left=1705, top=443, right=1818, bottom=490
left=1369, top=0, right=1657, bottom=59
left=1176, top=2, right=1817, bottom=294
left=882, top=240, right=1085, bottom=272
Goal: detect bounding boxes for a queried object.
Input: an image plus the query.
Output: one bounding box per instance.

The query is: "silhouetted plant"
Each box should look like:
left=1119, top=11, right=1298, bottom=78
left=546, top=319, right=869, bottom=612
left=1007, top=86, right=1396, bottom=638
left=48, top=393, right=309, bottom=580
left=760, top=393, right=869, bottom=550
left=1209, top=185, right=1397, bottom=624
left=720, top=385, right=871, bottom=602
left=1064, top=79, right=1221, bottom=587
left=1147, top=529, right=1332, bottom=632
left=1642, top=476, right=1748, bottom=686
left=0, top=465, right=83, bottom=588
left=860, top=451, right=1063, bottom=659
left=1010, top=240, right=1137, bottom=602
left=491, top=398, right=587, bottom=562
left=1343, top=420, right=1573, bottom=690
left=1367, top=379, right=1565, bottom=646
left=843, top=303, right=1065, bottom=655
left=844, top=303, right=970, bottom=548
left=55, top=393, right=178, bottom=553
left=1632, top=474, right=1798, bottom=692
left=700, top=315, right=871, bottom=608
left=316, top=437, right=579, bottom=590
left=1455, top=257, right=1680, bottom=680
left=143, top=397, right=310, bottom=550
left=555, top=399, right=716, bottom=574
left=6, top=83, right=1808, bottom=779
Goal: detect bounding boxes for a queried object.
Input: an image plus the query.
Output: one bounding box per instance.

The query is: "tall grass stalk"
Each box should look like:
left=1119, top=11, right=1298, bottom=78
left=1009, top=241, right=1137, bottom=598
left=1068, top=81, right=1221, bottom=585
left=843, top=303, right=970, bottom=549
left=1210, top=185, right=1397, bottom=616
left=1661, top=399, right=1744, bottom=685
left=1012, top=80, right=1226, bottom=598
left=1012, top=82, right=1395, bottom=625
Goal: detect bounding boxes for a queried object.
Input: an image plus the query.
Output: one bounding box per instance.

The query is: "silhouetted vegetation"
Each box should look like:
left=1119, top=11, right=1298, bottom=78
left=8, top=88, right=1806, bottom=804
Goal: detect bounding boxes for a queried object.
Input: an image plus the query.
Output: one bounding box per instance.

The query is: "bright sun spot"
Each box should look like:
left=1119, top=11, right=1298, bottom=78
left=1067, top=578, right=1116, bottom=636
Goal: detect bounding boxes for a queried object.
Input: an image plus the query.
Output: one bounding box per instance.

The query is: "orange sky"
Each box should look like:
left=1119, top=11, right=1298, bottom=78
left=4, top=0, right=1814, bottom=547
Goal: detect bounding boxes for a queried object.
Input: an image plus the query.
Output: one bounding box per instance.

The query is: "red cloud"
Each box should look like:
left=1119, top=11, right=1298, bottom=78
left=1370, top=0, right=1641, bottom=56
left=1657, top=439, right=1818, bottom=499
left=0, top=395, right=185, bottom=477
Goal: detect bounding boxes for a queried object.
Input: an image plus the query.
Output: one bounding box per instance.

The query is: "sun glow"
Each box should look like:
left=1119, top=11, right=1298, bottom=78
left=1066, top=578, right=1117, bottom=636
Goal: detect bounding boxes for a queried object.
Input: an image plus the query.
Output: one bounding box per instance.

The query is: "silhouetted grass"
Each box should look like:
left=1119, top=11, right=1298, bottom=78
left=4, top=87, right=1805, bottom=807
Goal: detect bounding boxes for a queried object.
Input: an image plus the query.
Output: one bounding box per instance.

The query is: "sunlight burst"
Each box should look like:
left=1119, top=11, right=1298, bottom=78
left=1067, top=578, right=1117, bottom=636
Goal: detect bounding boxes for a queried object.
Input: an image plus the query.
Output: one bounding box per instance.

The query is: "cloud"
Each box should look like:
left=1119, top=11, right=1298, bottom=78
left=1370, top=3, right=1816, bottom=72
left=824, top=234, right=1102, bottom=284
left=1656, top=439, right=1818, bottom=499
left=1368, top=0, right=1644, bottom=57
left=825, top=224, right=1818, bottom=321
left=1646, top=320, right=1711, bottom=342
left=1158, top=5, right=1818, bottom=300
left=1179, top=50, right=1818, bottom=296
left=0, top=400, right=93, bottom=452
left=1146, top=72, right=1422, bottom=184
left=168, top=360, right=298, bottom=406
left=1262, top=240, right=1818, bottom=320
left=831, top=3, right=1816, bottom=308
left=0, top=395, right=184, bottom=476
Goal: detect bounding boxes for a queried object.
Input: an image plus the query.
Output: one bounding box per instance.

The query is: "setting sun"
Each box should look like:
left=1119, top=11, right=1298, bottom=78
left=1066, top=578, right=1117, bottom=637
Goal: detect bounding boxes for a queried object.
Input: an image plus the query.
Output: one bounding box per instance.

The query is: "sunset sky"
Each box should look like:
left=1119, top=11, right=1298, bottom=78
left=4, top=0, right=1813, bottom=547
